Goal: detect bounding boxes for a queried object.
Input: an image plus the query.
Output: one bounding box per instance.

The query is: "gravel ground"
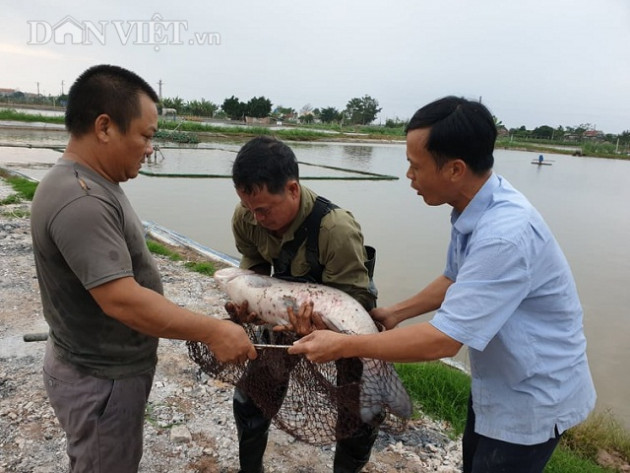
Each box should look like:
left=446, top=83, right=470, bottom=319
left=0, top=178, right=462, bottom=473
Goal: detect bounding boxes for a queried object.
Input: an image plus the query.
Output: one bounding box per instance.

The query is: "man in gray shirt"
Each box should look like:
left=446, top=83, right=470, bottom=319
left=31, top=64, right=256, bottom=473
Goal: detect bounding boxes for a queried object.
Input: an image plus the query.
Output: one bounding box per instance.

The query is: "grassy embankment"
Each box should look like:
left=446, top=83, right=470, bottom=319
left=1, top=157, right=629, bottom=472
left=3, top=108, right=625, bottom=159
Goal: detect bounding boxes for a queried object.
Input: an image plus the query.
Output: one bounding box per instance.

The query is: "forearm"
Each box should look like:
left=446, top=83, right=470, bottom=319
left=341, top=322, right=462, bottom=362
left=387, top=275, right=452, bottom=324
left=90, top=277, right=226, bottom=345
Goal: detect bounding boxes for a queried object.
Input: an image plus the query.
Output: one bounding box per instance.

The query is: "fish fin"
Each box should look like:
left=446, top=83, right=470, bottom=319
left=359, top=358, right=413, bottom=422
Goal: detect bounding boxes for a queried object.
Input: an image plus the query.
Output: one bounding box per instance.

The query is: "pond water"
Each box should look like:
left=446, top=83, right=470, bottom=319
left=1, top=135, right=629, bottom=430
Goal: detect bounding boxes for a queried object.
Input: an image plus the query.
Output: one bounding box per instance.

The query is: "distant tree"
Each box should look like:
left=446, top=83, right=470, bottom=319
left=222, top=95, right=246, bottom=120
left=320, top=106, right=341, bottom=124
left=492, top=115, right=504, bottom=129
left=344, top=95, right=382, bottom=125
left=510, top=126, right=531, bottom=138
left=553, top=126, right=565, bottom=141
left=246, top=96, right=272, bottom=118
left=532, top=125, right=554, bottom=139
left=186, top=98, right=218, bottom=117
left=385, top=117, right=408, bottom=128
left=162, top=96, right=184, bottom=112
left=565, top=123, right=592, bottom=140
left=300, top=103, right=313, bottom=116
left=299, top=103, right=315, bottom=123
left=272, top=106, right=297, bottom=121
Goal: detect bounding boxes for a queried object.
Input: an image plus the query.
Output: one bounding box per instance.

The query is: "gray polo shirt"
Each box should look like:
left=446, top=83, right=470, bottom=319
left=31, top=158, right=162, bottom=379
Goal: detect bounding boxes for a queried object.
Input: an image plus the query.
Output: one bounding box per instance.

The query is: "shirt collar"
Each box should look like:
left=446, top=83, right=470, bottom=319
left=451, top=172, right=500, bottom=234
left=281, top=184, right=316, bottom=242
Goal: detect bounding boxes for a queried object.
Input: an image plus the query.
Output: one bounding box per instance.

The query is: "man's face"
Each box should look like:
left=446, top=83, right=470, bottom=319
left=107, top=93, right=158, bottom=182
left=237, top=180, right=300, bottom=235
left=405, top=128, right=455, bottom=207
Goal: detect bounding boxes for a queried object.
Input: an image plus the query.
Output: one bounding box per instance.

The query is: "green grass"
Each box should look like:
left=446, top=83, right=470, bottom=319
left=395, top=361, right=470, bottom=437
left=496, top=137, right=629, bottom=160
left=146, top=240, right=182, bottom=261
left=146, top=240, right=216, bottom=276
left=0, top=193, right=22, bottom=205
left=0, top=108, right=64, bottom=124
left=7, top=176, right=38, bottom=200
left=396, top=361, right=629, bottom=472
left=545, top=447, right=612, bottom=472
left=184, top=261, right=216, bottom=276
left=0, top=208, right=30, bottom=218
left=154, top=129, right=200, bottom=144
left=0, top=172, right=39, bottom=205
left=158, top=120, right=335, bottom=141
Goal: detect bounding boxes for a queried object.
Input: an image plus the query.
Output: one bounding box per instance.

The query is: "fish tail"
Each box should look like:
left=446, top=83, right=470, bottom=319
left=359, top=359, right=413, bottom=423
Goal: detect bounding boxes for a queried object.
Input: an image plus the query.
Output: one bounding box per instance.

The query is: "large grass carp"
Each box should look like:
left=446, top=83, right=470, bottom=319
left=213, top=267, right=413, bottom=422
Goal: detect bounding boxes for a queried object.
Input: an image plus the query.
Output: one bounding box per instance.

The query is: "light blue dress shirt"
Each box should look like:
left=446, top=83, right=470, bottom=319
left=430, top=173, right=596, bottom=445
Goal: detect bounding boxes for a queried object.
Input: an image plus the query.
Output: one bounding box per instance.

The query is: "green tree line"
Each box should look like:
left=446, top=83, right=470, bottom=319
left=159, top=94, right=383, bottom=125
left=3, top=91, right=628, bottom=145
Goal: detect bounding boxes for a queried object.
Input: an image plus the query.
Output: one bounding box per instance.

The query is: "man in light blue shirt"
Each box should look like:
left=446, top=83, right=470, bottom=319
left=289, top=96, right=596, bottom=473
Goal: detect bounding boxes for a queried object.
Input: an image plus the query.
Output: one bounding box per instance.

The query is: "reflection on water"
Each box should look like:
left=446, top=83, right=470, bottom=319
left=140, top=144, right=394, bottom=180
left=342, top=145, right=373, bottom=167
left=0, top=126, right=67, bottom=146
left=143, top=148, right=235, bottom=176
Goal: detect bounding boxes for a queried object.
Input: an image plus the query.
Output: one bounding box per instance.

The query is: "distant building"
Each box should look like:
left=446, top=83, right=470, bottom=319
left=583, top=129, right=605, bottom=141
left=0, top=88, right=17, bottom=97
left=245, top=116, right=271, bottom=125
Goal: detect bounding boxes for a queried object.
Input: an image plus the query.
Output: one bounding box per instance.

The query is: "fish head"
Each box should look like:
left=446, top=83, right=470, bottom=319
left=213, top=267, right=254, bottom=291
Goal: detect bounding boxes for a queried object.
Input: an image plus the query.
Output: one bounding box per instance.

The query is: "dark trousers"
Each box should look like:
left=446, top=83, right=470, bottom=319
left=43, top=341, right=154, bottom=473
left=462, top=395, right=561, bottom=473
left=233, top=357, right=381, bottom=473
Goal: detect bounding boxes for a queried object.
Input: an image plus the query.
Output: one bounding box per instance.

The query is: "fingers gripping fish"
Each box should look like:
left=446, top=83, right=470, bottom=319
left=214, top=267, right=413, bottom=423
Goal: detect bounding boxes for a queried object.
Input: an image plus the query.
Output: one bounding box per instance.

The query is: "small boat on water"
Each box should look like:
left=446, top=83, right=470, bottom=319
left=531, top=161, right=552, bottom=166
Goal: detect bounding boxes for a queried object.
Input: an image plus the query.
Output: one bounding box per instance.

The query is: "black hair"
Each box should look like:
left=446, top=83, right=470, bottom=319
left=65, top=64, right=158, bottom=137
left=406, top=96, right=496, bottom=174
left=232, top=136, right=299, bottom=194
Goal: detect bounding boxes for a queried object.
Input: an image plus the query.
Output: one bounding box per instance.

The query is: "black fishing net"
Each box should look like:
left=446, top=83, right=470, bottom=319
left=187, top=324, right=411, bottom=445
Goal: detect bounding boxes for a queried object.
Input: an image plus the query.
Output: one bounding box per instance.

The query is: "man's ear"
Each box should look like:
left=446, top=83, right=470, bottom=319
left=449, top=159, right=467, bottom=181
left=94, top=114, right=112, bottom=143
left=286, top=179, right=300, bottom=198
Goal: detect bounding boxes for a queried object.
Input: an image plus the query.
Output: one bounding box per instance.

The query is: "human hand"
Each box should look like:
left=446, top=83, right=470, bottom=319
left=287, top=330, right=347, bottom=363
left=224, top=300, right=264, bottom=325
left=272, top=301, right=327, bottom=336
left=206, top=319, right=257, bottom=364
left=370, top=306, right=399, bottom=331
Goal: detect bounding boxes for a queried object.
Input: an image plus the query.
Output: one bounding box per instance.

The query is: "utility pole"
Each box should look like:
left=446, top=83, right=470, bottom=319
left=158, top=79, right=163, bottom=101
left=61, top=80, right=64, bottom=96
left=36, top=82, right=40, bottom=96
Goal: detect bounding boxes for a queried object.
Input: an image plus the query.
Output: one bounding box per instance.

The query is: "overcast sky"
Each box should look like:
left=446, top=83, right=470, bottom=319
left=1, top=0, right=629, bottom=133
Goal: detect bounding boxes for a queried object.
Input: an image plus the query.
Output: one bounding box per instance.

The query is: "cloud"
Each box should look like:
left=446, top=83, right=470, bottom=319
left=0, top=43, right=63, bottom=59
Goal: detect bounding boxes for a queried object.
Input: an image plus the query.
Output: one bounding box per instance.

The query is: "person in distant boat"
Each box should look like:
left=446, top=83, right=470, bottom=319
left=289, top=96, right=596, bottom=473
left=30, top=64, right=255, bottom=473
left=538, top=154, right=544, bottom=164
left=227, top=135, right=380, bottom=473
